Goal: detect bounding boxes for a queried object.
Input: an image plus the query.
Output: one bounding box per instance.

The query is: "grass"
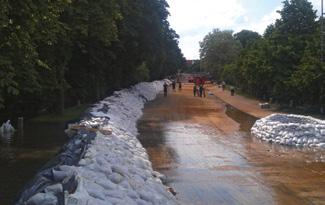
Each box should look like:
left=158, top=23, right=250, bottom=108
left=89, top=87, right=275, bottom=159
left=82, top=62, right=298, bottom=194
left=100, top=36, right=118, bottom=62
left=30, top=104, right=90, bottom=123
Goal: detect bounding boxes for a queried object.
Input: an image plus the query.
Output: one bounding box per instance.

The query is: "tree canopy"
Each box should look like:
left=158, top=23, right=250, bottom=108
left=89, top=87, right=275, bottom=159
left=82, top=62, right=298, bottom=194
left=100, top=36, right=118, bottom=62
left=200, top=29, right=242, bottom=80
left=200, top=0, right=324, bottom=113
left=0, top=0, right=186, bottom=117
left=234, top=30, right=261, bottom=48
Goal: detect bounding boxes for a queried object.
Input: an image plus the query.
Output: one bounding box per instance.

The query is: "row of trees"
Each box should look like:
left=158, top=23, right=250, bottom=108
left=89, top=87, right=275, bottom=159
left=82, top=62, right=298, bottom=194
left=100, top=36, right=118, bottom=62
left=200, top=0, right=324, bottom=113
left=0, top=0, right=185, bottom=117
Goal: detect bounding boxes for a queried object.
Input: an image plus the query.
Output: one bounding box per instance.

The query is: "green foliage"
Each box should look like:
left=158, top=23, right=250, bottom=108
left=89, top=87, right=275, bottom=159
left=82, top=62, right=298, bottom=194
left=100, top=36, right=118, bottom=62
left=0, top=0, right=185, bottom=116
left=202, top=0, right=324, bottom=112
left=277, top=0, right=316, bottom=35
left=200, top=29, right=242, bottom=80
left=135, top=62, right=150, bottom=82
left=234, top=30, right=261, bottom=48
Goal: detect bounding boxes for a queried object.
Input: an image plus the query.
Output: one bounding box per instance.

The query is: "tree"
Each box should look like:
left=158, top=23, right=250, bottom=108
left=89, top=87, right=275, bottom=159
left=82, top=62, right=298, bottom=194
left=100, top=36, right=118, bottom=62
left=234, top=30, right=261, bottom=48
left=0, top=0, right=185, bottom=118
left=212, top=0, right=324, bottom=113
left=200, top=29, right=242, bottom=80
left=277, top=0, right=316, bottom=35
left=289, top=35, right=325, bottom=111
left=268, top=0, right=317, bottom=103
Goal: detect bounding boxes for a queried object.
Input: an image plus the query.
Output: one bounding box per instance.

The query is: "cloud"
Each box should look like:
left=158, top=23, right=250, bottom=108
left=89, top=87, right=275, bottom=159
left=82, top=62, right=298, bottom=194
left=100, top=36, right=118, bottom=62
left=244, top=6, right=281, bottom=35
left=167, top=0, right=321, bottom=59
left=167, top=0, right=246, bottom=59
left=309, top=0, right=321, bottom=15
left=168, top=0, right=246, bottom=33
left=179, top=34, right=204, bottom=60
left=245, top=0, right=321, bottom=34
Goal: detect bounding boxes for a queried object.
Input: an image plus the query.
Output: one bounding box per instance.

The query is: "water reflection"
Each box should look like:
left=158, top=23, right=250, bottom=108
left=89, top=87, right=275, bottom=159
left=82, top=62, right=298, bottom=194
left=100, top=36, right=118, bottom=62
left=138, top=90, right=325, bottom=205
left=138, top=116, right=179, bottom=170
left=142, top=121, right=275, bottom=205
left=0, top=132, right=13, bottom=145
left=0, top=121, right=68, bottom=205
left=224, top=104, right=257, bottom=132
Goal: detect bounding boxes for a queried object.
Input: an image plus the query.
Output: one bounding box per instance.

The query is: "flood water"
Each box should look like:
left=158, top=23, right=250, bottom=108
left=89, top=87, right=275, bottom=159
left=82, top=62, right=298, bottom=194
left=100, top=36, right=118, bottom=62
left=137, top=89, right=325, bottom=205
left=0, top=121, right=68, bottom=205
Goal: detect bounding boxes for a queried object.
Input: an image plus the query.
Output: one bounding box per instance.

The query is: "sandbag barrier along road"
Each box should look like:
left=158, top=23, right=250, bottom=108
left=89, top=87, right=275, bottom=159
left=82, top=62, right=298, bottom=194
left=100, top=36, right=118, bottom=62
left=16, top=80, right=177, bottom=205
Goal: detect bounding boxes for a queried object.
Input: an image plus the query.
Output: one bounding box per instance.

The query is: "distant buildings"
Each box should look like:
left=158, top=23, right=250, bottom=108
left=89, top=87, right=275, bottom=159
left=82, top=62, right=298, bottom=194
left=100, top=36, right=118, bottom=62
left=186, top=59, right=200, bottom=66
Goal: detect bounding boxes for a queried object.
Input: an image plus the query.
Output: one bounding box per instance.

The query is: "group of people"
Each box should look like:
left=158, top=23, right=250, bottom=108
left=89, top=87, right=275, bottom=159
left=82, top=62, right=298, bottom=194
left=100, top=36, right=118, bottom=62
left=163, top=77, right=235, bottom=98
left=192, top=77, right=206, bottom=98
left=163, top=80, right=181, bottom=97
left=193, top=83, right=206, bottom=98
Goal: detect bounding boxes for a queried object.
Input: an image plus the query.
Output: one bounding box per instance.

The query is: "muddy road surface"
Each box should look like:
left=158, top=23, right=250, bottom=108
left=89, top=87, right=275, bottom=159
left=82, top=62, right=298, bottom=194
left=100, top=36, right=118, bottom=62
left=137, top=84, right=325, bottom=205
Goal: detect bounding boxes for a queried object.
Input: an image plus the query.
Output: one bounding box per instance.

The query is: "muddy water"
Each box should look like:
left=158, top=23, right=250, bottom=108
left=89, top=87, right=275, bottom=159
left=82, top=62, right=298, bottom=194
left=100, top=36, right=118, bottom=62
left=137, top=88, right=325, bottom=205
left=0, top=121, right=68, bottom=205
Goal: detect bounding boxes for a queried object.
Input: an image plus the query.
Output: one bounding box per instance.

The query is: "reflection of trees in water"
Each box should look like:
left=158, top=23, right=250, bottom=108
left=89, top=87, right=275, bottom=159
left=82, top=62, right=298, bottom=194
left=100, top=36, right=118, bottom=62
left=0, top=132, right=16, bottom=167
left=137, top=118, right=166, bottom=147
left=0, top=132, right=14, bottom=145
left=137, top=111, right=180, bottom=172
left=225, top=105, right=257, bottom=132
left=0, top=121, right=68, bottom=205
left=0, top=145, right=15, bottom=163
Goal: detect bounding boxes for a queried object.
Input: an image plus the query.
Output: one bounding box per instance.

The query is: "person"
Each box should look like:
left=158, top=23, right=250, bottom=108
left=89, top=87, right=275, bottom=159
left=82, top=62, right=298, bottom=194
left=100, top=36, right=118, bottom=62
left=193, top=84, right=197, bottom=96
left=203, top=85, right=206, bottom=98
left=221, top=81, right=226, bottom=91
left=178, top=81, right=182, bottom=90
left=230, top=86, right=235, bottom=96
left=199, top=84, right=203, bottom=97
left=172, top=80, right=176, bottom=91
left=196, top=78, right=200, bottom=87
left=163, top=82, right=168, bottom=97
left=197, top=84, right=200, bottom=96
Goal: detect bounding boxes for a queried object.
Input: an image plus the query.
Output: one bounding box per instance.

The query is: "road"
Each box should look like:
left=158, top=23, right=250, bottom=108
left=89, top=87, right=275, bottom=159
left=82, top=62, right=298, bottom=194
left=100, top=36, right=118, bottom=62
left=137, top=84, right=325, bottom=205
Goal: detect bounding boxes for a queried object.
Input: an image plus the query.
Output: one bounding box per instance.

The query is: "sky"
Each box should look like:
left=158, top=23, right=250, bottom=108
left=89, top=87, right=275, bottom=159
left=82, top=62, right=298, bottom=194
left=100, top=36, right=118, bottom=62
left=166, top=0, right=321, bottom=59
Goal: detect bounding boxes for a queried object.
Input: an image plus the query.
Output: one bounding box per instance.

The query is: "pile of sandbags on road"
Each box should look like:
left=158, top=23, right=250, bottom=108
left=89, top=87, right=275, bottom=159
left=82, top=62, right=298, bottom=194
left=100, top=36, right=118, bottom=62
left=251, top=113, right=325, bottom=149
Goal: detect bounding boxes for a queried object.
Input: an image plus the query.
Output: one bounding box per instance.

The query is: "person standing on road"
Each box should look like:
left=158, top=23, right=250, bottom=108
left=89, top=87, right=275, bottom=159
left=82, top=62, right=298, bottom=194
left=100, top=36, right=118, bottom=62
left=193, top=84, right=197, bottom=96
left=199, top=84, right=203, bottom=97
left=172, top=80, right=176, bottom=91
left=163, top=82, right=168, bottom=97
left=203, top=85, right=206, bottom=98
left=221, top=81, right=226, bottom=91
left=178, top=81, right=182, bottom=91
left=230, top=86, right=235, bottom=96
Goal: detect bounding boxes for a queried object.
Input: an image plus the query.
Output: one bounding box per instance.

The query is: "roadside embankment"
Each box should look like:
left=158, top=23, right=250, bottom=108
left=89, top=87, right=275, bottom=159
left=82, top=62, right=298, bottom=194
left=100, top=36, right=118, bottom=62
left=206, top=84, right=275, bottom=118
left=17, top=80, right=176, bottom=205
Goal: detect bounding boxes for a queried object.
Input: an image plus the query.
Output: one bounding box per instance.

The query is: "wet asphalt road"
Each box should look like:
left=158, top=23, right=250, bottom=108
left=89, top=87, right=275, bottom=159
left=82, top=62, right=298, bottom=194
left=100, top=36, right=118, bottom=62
left=137, top=85, right=325, bottom=205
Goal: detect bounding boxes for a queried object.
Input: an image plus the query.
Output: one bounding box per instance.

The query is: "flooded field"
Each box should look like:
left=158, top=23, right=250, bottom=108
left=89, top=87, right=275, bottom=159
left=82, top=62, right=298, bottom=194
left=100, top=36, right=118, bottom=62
left=137, top=86, right=325, bottom=205
left=0, top=121, right=68, bottom=205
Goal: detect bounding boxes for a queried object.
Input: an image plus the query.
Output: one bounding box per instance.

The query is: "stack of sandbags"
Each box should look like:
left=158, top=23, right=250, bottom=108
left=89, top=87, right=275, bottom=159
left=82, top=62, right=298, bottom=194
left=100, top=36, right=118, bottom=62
left=251, top=114, right=325, bottom=149
left=17, top=79, right=176, bottom=205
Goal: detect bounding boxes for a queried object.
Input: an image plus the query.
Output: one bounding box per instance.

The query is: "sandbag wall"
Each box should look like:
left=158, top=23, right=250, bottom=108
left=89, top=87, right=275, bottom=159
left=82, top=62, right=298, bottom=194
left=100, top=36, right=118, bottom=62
left=17, top=80, right=176, bottom=205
